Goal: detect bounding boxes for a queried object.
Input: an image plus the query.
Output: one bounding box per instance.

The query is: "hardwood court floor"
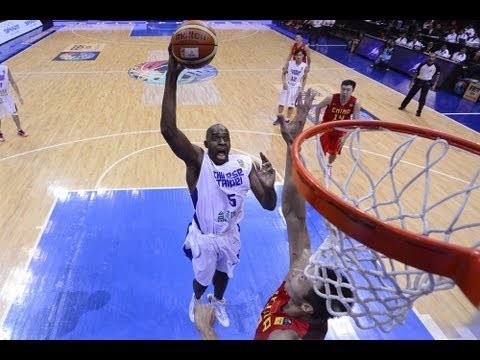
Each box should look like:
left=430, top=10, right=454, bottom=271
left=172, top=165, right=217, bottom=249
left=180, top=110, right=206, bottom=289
left=0, top=22, right=478, bottom=339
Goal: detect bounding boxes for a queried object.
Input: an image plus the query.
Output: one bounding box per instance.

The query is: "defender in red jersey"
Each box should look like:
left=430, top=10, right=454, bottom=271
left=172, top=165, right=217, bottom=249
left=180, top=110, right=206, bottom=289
left=284, top=34, right=311, bottom=69
left=314, top=80, right=361, bottom=173
left=194, top=90, right=354, bottom=340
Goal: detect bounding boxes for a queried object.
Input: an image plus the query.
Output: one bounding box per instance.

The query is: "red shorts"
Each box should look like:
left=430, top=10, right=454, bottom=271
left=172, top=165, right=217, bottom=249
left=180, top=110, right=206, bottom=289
left=320, top=130, right=346, bottom=155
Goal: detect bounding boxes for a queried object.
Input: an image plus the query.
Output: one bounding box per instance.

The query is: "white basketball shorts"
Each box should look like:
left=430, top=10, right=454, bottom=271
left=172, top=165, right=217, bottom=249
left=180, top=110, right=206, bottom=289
left=0, top=93, right=17, bottom=118
left=183, top=222, right=241, bottom=286
left=278, top=85, right=301, bottom=108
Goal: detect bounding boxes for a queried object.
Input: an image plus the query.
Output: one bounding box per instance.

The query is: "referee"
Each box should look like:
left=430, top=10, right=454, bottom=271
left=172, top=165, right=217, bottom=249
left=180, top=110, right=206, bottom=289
left=398, top=52, right=440, bottom=117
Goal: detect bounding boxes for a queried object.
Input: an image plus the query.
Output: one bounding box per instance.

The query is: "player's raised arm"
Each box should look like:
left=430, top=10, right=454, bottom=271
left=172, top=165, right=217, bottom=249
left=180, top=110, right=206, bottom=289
left=160, top=44, right=203, bottom=168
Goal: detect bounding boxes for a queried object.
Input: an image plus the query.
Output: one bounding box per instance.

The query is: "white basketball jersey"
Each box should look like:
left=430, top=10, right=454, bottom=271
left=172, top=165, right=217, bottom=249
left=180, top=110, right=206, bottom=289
left=0, top=64, right=16, bottom=117
left=286, top=60, right=307, bottom=87
left=0, top=65, right=11, bottom=97
left=192, top=152, right=252, bottom=235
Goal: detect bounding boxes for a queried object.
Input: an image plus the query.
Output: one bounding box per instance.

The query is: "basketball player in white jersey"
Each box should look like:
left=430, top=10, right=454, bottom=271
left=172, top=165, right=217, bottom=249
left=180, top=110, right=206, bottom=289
left=193, top=90, right=354, bottom=340
left=0, top=63, right=27, bottom=142
left=161, top=44, right=277, bottom=328
left=273, top=49, right=309, bottom=125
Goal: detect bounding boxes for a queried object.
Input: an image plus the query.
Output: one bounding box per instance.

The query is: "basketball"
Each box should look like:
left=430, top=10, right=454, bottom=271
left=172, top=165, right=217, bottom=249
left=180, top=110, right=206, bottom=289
left=171, top=20, right=218, bottom=69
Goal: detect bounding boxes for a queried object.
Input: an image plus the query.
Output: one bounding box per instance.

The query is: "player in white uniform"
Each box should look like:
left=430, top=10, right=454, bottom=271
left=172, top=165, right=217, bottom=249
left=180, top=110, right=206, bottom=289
left=0, top=64, right=27, bottom=142
left=161, top=44, right=277, bottom=328
left=273, top=49, right=309, bottom=125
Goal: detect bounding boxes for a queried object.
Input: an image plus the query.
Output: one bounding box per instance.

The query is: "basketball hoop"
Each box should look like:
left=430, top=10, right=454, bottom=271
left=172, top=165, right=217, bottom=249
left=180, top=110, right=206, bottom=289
left=291, top=120, right=480, bottom=332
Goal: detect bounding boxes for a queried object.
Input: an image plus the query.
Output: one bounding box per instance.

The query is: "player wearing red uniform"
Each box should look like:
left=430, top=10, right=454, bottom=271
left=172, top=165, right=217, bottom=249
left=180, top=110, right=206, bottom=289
left=284, top=34, right=311, bottom=69
left=193, top=90, right=354, bottom=340
left=253, top=281, right=328, bottom=340
left=314, top=80, right=361, bottom=175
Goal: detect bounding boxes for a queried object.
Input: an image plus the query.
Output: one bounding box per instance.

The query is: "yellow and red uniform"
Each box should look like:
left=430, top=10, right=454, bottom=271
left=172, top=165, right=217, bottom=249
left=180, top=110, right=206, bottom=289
left=254, top=281, right=328, bottom=340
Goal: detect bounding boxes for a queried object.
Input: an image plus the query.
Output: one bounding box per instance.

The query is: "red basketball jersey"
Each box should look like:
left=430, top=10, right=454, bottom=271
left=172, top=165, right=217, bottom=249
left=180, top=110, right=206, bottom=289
left=322, top=93, right=357, bottom=123
left=254, top=281, right=328, bottom=340
left=291, top=42, right=308, bottom=63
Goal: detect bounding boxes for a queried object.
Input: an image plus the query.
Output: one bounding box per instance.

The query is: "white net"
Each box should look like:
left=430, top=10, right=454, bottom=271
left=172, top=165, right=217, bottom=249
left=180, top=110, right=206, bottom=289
left=300, top=124, right=480, bottom=332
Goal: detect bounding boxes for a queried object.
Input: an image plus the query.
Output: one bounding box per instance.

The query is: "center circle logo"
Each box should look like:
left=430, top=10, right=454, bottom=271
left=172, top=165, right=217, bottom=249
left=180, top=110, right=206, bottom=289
left=128, top=60, right=218, bottom=85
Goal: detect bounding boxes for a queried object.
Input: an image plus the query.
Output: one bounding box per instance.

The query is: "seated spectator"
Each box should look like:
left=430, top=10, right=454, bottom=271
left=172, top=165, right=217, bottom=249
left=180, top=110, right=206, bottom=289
left=430, top=23, right=443, bottom=37
left=406, top=20, right=421, bottom=37
left=371, top=39, right=395, bottom=70
left=394, top=20, right=403, bottom=31
left=322, top=20, right=336, bottom=36
left=457, top=29, right=469, bottom=44
left=444, top=28, right=458, bottom=43
left=464, top=24, right=475, bottom=38
left=422, top=20, right=435, bottom=35
left=435, top=44, right=450, bottom=58
left=447, top=20, right=460, bottom=34
left=395, top=32, right=408, bottom=46
left=462, top=50, right=480, bottom=81
left=424, top=41, right=435, bottom=54
left=451, top=47, right=467, bottom=63
left=407, top=36, right=424, bottom=51
left=467, top=33, right=480, bottom=48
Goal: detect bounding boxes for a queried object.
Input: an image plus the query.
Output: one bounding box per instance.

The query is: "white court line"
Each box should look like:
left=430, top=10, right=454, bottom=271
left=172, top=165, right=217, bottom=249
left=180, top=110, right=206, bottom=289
left=95, top=143, right=284, bottom=189
left=0, top=128, right=283, bottom=163
left=64, top=22, right=266, bottom=46
left=17, top=70, right=125, bottom=75
left=1, top=127, right=470, bottom=185
left=443, top=112, right=480, bottom=115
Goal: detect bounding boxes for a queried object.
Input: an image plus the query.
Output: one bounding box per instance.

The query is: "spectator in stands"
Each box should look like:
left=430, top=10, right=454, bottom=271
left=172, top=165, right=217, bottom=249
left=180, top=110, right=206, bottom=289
left=435, top=44, right=450, bottom=58
left=451, top=47, right=468, bottom=63
left=464, top=24, right=475, bottom=39
left=424, top=41, right=435, bottom=54
left=406, top=20, right=421, bottom=37
left=467, top=32, right=480, bottom=48
left=430, top=23, right=443, bottom=38
left=394, top=20, right=403, bottom=31
left=462, top=50, right=480, bottom=81
left=372, top=39, right=395, bottom=70
left=395, top=32, right=408, bottom=46
left=445, top=28, right=458, bottom=43
left=309, top=20, right=324, bottom=48
left=447, top=20, right=460, bottom=34
left=457, top=29, right=469, bottom=44
left=407, top=36, right=424, bottom=51
left=422, top=20, right=435, bottom=35
left=322, top=20, right=336, bottom=36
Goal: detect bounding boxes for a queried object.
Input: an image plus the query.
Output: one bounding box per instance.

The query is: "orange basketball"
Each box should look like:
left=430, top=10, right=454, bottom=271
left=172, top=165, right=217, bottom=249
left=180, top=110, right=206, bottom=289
left=171, top=20, right=218, bottom=69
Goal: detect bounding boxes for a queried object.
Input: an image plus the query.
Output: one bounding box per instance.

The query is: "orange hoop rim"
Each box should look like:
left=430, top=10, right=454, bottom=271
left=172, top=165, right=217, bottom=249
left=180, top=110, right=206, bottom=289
left=292, top=120, right=480, bottom=307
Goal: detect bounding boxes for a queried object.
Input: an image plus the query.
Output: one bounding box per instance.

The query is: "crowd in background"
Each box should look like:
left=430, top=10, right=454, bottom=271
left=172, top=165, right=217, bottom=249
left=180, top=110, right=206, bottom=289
left=275, top=20, right=480, bottom=84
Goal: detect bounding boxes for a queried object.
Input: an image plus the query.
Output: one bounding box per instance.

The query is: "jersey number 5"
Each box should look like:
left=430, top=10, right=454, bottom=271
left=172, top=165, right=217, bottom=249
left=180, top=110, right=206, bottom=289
left=227, top=194, right=236, bottom=207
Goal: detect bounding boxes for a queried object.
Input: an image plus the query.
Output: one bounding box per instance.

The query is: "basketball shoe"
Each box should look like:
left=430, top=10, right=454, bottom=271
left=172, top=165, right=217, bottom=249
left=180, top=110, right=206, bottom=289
left=189, top=293, right=202, bottom=323
left=17, top=129, right=28, bottom=137
left=207, top=294, right=229, bottom=327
